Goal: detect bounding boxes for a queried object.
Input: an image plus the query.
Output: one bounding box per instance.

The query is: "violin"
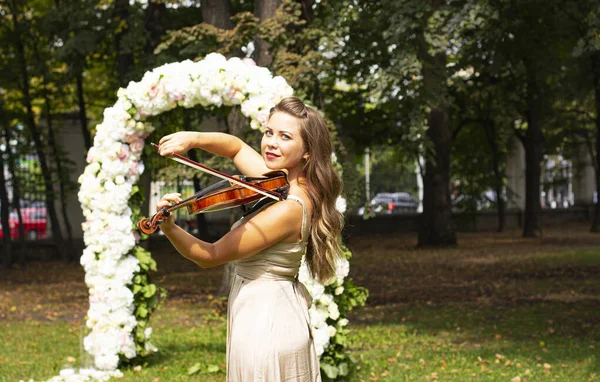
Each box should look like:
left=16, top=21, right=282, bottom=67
left=137, top=144, right=290, bottom=235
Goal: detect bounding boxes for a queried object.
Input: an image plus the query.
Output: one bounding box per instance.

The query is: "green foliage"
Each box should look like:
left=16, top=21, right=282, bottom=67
left=317, top=242, right=369, bottom=380
left=127, top=183, right=167, bottom=359
left=571, top=2, right=600, bottom=56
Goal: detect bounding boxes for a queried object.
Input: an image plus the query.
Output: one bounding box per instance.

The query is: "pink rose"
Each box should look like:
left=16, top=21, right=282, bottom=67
left=129, top=162, right=139, bottom=176
left=243, top=58, right=256, bottom=66
left=118, top=144, right=130, bottom=161
left=130, top=138, right=144, bottom=153
left=124, top=134, right=138, bottom=144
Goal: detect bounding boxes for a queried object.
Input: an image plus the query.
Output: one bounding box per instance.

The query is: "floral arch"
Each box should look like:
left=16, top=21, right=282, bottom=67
left=74, top=53, right=363, bottom=381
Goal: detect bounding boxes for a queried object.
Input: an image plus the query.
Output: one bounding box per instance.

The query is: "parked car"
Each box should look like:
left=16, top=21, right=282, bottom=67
left=0, top=207, right=47, bottom=240
left=358, top=192, right=419, bottom=215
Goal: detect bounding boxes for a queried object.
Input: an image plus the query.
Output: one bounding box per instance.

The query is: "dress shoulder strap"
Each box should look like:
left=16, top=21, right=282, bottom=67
left=286, top=194, right=309, bottom=242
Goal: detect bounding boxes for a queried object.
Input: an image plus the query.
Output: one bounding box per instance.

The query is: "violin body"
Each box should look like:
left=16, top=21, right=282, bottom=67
left=138, top=171, right=289, bottom=234
left=187, top=173, right=289, bottom=214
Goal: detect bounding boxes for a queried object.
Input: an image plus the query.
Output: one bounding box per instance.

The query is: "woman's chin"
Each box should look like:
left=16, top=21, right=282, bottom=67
left=265, top=163, right=281, bottom=171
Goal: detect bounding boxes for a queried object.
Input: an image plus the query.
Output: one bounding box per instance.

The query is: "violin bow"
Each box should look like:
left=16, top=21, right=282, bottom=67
left=151, top=143, right=283, bottom=202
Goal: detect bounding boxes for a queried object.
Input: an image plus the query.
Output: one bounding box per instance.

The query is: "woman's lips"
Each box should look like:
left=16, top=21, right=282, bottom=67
left=265, top=152, right=280, bottom=160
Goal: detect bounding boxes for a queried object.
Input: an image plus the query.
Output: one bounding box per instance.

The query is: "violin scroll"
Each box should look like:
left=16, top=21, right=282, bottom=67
left=137, top=208, right=171, bottom=234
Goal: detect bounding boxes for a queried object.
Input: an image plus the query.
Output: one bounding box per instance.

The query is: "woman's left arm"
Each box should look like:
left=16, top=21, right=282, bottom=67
left=160, top=200, right=303, bottom=268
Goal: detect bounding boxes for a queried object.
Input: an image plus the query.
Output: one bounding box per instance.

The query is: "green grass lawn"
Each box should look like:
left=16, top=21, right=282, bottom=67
left=0, top=224, right=599, bottom=381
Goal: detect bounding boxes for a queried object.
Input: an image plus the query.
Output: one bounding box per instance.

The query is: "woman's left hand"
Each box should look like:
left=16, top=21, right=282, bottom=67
left=156, top=192, right=182, bottom=228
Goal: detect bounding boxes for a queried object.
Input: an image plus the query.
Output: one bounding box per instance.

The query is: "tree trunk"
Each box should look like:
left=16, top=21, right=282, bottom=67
left=417, top=30, right=456, bottom=246
left=0, top=112, right=12, bottom=268
left=114, top=0, right=135, bottom=87
left=419, top=108, right=457, bottom=246
left=75, top=68, right=92, bottom=151
left=9, top=1, right=67, bottom=260
left=144, top=1, right=166, bottom=55
left=201, top=0, right=234, bottom=29
left=253, top=0, right=281, bottom=66
left=590, top=51, right=600, bottom=232
left=2, top=126, right=26, bottom=264
left=521, top=71, right=544, bottom=238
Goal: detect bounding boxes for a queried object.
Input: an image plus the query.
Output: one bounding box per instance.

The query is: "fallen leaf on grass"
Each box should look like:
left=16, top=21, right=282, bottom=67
left=188, top=363, right=202, bottom=375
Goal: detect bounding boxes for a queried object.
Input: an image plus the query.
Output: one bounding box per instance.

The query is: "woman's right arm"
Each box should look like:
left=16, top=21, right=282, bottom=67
left=158, top=131, right=270, bottom=177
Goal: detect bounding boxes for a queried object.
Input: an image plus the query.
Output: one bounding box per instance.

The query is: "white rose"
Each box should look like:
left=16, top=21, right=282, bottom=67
left=327, top=325, right=337, bottom=337
left=335, top=196, right=347, bottom=214
left=318, top=293, right=333, bottom=306
left=327, top=302, right=340, bottom=320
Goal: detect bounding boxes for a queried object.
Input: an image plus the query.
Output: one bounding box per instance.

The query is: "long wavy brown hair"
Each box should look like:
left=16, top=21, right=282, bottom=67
left=269, top=97, right=344, bottom=283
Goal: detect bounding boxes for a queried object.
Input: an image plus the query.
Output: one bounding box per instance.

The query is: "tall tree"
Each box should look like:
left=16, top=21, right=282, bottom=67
left=51, top=0, right=102, bottom=151
left=6, top=0, right=68, bottom=261
left=114, top=0, right=135, bottom=87
left=566, top=1, right=600, bottom=232
left=0, top=103, right=13, bottom=268
left=29, top=19, right=77, bottom=259
left=253, top=0, right=280, bottom=66
left=416, top=4, right=455, bottom=245
left=337, top=0, right=489, bottom=245
left=486, top=0, right=572, bottom=237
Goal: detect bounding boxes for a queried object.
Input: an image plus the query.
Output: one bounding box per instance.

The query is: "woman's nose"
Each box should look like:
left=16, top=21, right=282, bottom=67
left=266, top=135, right=278, bottom=148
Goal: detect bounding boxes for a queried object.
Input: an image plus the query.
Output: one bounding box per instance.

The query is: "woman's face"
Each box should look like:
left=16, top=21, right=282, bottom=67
left=261, top=111, right=308, bottom=172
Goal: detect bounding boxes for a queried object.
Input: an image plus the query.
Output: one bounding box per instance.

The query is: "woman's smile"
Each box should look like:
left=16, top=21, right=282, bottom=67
left=265, top=152, right=280, bottom=160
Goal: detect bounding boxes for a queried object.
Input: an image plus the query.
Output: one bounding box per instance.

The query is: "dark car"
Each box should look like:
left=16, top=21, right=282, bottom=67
left=359, top=192, right=419, bottom=215
left=0, top=207, right=47, bottom=240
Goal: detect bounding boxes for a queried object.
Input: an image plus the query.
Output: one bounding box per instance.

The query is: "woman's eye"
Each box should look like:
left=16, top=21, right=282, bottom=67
left=265, top=130, right=273, bottom=136
left=282, top=134, right=291, bottom=140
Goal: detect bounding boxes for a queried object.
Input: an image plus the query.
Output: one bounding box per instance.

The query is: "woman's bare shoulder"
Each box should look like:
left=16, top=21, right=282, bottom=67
left=252, top=198, right=305, bottom=242
left=287, top=187, right=312, bottom=215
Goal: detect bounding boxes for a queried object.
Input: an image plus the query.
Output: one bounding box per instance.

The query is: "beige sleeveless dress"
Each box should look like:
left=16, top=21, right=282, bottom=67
left=226, top=195, right=322, bottom=382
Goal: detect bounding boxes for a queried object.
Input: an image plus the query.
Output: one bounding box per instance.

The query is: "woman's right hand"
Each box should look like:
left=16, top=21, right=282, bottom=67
left=158, top=132, right=199, bottom=157
left=156, top=192, right=182, bottom=228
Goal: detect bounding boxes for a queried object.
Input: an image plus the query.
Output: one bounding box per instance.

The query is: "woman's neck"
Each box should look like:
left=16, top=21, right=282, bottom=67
left=287, top=173, right=307, bottom=193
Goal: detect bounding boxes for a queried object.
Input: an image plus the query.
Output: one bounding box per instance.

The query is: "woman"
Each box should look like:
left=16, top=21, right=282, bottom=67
left=156, top=97, right=344, bottom=381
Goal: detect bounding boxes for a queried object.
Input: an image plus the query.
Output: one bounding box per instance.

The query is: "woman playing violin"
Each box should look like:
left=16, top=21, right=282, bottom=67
left=156, top=96, right=343, bottom=381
